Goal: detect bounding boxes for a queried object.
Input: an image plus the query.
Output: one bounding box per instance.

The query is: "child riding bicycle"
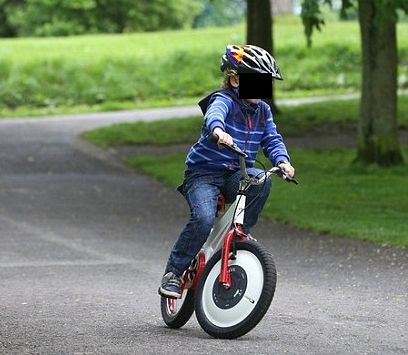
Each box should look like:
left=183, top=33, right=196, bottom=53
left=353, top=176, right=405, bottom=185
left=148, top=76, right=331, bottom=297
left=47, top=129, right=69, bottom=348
left=159, top=44, right=295, bottom=299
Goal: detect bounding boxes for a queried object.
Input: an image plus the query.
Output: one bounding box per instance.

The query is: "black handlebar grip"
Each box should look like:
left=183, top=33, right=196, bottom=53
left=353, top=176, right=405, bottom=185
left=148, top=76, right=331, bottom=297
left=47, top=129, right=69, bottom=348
left=206, top=132, right=248, bottom=158
left=207, top=132, right=219, bottom=143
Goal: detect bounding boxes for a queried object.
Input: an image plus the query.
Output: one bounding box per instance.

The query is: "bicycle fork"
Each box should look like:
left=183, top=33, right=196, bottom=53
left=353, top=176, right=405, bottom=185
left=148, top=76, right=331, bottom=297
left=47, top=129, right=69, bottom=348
left=219, top=191, right=247, bottom=288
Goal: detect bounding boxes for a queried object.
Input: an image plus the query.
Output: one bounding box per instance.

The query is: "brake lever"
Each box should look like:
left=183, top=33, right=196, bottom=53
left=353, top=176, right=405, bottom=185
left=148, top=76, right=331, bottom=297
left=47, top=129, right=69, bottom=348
left=281, top=172, right=299, bottom=185
left=283, top=174, right=299, bottom=185
left=274, top=167, right=299, bottom=185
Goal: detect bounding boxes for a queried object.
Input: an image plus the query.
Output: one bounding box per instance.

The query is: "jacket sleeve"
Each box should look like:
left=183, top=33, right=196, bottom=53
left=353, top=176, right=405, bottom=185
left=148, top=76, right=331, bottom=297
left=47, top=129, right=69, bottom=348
left=204, top=94, right=232, bottom=133
left=261, top=105, right=290, bottom=166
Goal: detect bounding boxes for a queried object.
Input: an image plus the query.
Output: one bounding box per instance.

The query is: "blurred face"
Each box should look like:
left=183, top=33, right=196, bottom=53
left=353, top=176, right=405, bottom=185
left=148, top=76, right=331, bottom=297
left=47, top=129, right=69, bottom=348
left=230, top=74, right=272, bottom=104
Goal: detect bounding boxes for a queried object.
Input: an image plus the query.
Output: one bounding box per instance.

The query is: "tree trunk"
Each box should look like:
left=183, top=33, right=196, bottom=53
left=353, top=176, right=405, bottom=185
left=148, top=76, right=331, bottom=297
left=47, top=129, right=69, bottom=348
left=356, top=0, right=403, bottom=166
left=246, top=0, right=279, bottom=113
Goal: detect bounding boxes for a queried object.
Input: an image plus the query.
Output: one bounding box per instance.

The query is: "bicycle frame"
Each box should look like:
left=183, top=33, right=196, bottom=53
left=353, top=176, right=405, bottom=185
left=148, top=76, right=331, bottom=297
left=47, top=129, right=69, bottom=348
left=185, top=153, right=265, bottom=289
left=203, top=174, right=250, bottom=287
left=180, top=138, right=297, bottom=293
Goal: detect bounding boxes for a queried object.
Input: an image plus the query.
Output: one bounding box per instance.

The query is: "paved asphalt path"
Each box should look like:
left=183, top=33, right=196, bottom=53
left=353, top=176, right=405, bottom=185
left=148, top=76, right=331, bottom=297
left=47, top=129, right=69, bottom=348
left=0, top=107, right=407, bottom=354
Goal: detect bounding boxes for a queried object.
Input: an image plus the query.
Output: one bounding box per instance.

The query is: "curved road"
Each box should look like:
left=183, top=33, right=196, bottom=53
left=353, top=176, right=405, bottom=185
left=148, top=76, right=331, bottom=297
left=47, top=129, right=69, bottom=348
left=0, top=109, right=407, bottom=354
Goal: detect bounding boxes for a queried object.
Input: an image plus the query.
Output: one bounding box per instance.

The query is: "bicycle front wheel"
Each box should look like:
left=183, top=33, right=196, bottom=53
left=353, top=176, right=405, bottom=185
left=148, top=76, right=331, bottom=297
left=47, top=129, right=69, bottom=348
left=194, top=240, right=276, bottom=339
left=160, top=289, right=195, bottom=329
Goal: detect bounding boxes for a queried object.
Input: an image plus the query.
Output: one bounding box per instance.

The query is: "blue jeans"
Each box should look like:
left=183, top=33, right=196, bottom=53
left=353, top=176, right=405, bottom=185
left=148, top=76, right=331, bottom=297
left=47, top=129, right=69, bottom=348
left=165, top=168, right=272, bottom=276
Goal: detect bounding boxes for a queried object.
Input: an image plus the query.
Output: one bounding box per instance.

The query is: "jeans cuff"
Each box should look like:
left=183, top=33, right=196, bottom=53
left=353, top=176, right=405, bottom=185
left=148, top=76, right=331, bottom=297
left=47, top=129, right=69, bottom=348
left=165, top=264, right=183, bottom=277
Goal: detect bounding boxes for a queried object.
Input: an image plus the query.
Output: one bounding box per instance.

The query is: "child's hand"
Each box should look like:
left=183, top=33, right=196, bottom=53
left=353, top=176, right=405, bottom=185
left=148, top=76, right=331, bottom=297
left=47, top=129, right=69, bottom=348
left=213, top=128, right=234, bottom=148
left=278, top=162, right=295, bottom=179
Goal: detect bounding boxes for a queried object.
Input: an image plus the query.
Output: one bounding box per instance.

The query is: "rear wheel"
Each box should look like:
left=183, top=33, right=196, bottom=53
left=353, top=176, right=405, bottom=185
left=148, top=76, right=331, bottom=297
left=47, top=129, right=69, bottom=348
left=195, top=240, right=276, bottom=339
left=160, top=289, right=195, bottom=329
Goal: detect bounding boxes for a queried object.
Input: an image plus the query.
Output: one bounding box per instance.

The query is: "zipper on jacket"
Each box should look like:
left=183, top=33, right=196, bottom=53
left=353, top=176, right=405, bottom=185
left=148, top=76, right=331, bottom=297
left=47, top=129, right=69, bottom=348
left=244, top=113, right=252, bottom=152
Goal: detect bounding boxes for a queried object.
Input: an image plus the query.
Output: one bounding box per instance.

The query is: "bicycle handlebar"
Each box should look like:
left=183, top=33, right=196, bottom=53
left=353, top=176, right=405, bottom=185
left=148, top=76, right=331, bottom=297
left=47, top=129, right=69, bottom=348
left=263, top=167, right=299, bottom=185
left=207, top=133, right=248, bottom=158
left=207, top=132, right=298, bottom=185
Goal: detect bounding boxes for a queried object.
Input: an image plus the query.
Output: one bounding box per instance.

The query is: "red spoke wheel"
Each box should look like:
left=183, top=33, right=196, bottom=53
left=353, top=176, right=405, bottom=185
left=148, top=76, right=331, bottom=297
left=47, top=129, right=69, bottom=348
left=160, top=289, right=195, bottom=329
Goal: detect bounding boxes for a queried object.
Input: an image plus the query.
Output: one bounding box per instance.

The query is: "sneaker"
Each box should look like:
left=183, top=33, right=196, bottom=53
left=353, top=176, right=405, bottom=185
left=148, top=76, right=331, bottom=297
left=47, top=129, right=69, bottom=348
left=158, top=272, right=182, bottom=299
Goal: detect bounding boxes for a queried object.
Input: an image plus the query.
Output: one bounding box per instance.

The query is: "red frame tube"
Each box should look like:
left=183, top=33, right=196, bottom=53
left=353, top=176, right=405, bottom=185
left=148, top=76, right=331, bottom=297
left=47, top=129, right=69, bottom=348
left=219, top=225, right=246, bottom=287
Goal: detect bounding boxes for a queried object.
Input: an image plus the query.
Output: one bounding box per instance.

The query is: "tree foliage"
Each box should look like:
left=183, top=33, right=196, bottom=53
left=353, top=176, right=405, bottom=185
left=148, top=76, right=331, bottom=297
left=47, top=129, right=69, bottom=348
left=300, top=0, right=407, bottom=166
left=0, top=0, right=203, bottom=37
left=300, top=0, right=331, bottom=47
left=301, top=0, right=408, bottom=47
left=193, top=0, right=246, bottom=28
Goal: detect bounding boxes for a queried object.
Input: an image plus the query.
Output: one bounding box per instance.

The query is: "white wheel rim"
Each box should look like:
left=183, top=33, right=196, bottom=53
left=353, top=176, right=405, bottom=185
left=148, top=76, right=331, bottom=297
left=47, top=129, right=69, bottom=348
left=201, top=250, right=264, bottom=328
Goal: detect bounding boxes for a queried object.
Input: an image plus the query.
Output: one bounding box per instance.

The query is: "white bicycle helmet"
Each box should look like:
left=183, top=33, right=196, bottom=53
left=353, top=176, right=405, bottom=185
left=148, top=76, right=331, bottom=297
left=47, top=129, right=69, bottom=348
left=220, top=44, right=283, bottom=80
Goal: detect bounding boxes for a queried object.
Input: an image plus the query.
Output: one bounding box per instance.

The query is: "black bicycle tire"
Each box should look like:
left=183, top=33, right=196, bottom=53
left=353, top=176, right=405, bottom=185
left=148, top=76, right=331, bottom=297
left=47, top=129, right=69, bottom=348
left=160, top=289, right=195, bottom=329
left=194, top=240, right=276, bottom=339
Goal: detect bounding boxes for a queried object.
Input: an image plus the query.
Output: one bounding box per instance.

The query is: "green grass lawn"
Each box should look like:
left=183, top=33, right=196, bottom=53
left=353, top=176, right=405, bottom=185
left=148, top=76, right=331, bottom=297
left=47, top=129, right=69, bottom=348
left=81, top=95, right=408, bottom=247
left=81, top=95, right=408, bottom=147
left=1, top=17, right=407, bottom=115
left=128, top=148, right=408, bottom=248
left=0, top=96, right=202, bottom=119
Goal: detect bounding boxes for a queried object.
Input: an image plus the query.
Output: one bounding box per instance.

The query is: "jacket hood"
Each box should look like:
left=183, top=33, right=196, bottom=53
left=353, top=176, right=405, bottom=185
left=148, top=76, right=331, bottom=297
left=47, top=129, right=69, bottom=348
left=198, top=87, right=259, bottom=116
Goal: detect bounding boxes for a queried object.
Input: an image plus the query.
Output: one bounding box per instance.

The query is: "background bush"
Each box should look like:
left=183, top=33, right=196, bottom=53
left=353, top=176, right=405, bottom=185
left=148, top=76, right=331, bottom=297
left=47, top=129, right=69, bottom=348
left=0, top=0, right=247, bottom=38
left=0, top=0, right=203, bottom=37
left=0, top=19, right=407, bottom=111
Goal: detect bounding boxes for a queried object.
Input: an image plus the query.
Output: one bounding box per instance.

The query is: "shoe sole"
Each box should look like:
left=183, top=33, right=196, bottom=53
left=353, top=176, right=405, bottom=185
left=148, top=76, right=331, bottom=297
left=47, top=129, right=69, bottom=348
left=158, top=287, right=181, bottom=299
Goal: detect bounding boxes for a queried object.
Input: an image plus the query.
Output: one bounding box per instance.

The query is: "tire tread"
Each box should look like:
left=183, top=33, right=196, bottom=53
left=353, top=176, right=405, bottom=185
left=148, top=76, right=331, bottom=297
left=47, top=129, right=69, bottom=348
left=195, top=240, right=276, bottom=339
left=160, top=289, right=195, bottom=329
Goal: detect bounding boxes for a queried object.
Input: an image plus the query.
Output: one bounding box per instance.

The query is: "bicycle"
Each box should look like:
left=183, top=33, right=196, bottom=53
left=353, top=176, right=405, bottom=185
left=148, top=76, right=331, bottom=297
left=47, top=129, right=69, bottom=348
left=160, top=134, right=298, bottom=339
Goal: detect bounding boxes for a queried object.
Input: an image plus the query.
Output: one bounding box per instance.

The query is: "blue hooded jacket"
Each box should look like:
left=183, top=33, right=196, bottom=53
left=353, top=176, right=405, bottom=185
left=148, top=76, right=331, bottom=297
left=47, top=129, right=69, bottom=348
left=185, top=88, right=290, bottom=172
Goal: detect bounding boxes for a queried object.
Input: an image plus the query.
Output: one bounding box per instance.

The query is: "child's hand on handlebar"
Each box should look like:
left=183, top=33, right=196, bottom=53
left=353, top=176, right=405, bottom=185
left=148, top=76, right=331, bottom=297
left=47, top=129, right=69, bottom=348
left=278, top=162, right=296, bottom=179
left=213, top=128, right=234, bottom=148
